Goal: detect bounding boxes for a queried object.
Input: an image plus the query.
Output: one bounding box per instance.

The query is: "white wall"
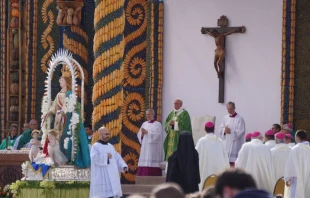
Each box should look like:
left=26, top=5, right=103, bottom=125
left=163, top=0, right=283, bottom=137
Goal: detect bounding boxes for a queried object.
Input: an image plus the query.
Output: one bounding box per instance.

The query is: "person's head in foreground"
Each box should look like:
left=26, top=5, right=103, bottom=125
left=201, top=187, right=215, bottom=198
left=295, top=130, right=307, bottom=143
left=150, top=183, right=184, bottom=198
left=127, top=194, right=146, bottom=198
left=215, top=168, right=272, bottom=198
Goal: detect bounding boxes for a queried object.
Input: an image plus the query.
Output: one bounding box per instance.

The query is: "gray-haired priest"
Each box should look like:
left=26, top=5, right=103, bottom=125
left=137, top=109, right=164, bottom=176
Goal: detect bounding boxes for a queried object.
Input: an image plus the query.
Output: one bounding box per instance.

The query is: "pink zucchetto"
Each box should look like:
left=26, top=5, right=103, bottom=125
left=246, top=133, right=252, bottom=140
left=275, top=132, right=285, bottom=140
left=265, top=130, right=274, bottom=136
left=252, top=131, right=261, bottom=138
left=283, top=123, right=293, bottom=132
left=285, top=133, right=294, bottom=140
left=205, top=122, right=214, bottom=128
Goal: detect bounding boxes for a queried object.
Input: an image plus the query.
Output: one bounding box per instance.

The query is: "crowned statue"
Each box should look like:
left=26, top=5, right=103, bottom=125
left=38, top=50, right=91, bottom=168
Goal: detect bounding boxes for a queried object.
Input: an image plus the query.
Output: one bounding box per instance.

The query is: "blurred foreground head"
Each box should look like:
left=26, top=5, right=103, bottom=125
left=150, top=183, right=184, bottom=198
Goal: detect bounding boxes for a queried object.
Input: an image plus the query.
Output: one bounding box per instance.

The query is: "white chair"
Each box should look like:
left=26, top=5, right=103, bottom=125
left=191, top=115, right=216, bottom=144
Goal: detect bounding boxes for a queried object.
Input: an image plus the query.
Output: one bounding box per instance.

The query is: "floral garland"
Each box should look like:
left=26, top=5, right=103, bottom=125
left=9, top=180, right=90, bottom=197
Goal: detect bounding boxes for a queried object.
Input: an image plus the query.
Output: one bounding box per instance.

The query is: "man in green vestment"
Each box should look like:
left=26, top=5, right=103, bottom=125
left=164, top=99, right=192, bottom=161
left=0, top=124, right=18, bottom=150
left=17, top=119, right=38, bottom=150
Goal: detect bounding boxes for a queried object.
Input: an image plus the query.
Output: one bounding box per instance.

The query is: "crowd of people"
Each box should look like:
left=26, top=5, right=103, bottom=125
left=1, top=98, right=310, bottom=198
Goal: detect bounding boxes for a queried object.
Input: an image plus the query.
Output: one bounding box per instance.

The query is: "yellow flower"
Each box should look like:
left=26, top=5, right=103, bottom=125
left=123, top=152, right=138, bottom=171
left=124, top=57, right=146, bottom=87
left=125, top=0, right=147, bottom=26
left=122, top=92, right=145, bottom=132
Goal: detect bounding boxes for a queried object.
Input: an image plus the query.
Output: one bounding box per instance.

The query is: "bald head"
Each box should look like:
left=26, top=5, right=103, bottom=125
left=29, top=119, right=38, bottom=130
left=174, top=98, right=183, bottom=110
left=98, top=127, right=110, bottom=142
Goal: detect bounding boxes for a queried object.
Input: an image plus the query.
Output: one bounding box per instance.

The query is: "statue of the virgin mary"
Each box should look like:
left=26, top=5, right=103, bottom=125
left=42, top=65, right=90, bottom=168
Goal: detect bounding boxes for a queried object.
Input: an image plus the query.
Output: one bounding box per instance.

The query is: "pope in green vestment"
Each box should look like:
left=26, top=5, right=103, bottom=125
left=164, top=105, right=192, bottom=161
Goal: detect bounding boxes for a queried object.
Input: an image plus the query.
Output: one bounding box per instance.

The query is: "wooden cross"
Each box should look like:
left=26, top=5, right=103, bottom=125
left=201, top=16, right=246, bottom=103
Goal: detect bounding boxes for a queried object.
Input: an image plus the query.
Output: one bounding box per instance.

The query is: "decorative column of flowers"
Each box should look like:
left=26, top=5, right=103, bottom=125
left=121, top=0, right=148, bottom=184
left=92, top=0, right=125, bottom=153
left=0, top=0, right=7, bottom=132
left=25, top=0, right=38, bottom=121
left=281, top=0, right=296, bottom=125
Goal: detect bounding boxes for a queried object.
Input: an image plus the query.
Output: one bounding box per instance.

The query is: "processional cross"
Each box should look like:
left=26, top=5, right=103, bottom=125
left=201, top=16, right=246, bottom=103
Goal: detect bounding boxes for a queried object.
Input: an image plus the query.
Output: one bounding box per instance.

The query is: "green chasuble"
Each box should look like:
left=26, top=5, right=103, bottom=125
left=17, top=129, right=32, bottom=150
left=0, top=136, right=17, bottom=150
left=164, top=109, right=192, bottom=161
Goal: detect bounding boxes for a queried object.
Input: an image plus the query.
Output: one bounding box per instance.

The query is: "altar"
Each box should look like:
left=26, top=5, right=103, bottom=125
left=0, top=150, right=29, bottom=187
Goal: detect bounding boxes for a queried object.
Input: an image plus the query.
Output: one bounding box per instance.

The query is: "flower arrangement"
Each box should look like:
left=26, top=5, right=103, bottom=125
left=0, top=185, right=13, bottom=198
left=8, top=180, right=90, bottom=197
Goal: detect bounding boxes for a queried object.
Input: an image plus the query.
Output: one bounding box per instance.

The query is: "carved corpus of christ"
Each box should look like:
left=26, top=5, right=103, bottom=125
left=201, top=16, right=246, bottom=78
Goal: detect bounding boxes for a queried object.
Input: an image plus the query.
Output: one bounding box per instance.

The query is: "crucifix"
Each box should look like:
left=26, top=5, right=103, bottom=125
left=201, top=16, right=246, bottom=103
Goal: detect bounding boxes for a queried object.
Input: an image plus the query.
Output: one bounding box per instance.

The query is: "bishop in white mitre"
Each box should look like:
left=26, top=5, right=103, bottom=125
left=137, top=109, right=164, bottom=176
left=195, top=122, right=229, bottom=191
left=264, top=129, right=276, bottom=149
left=271, top=132, right=291, bottom=182
left=284, top=130, right=310, bottom=198
left=219, top=102, right=245, bottom=166
left=235, top=131, right=275, bottom=193
left=90, top=127, right=128, bottom=198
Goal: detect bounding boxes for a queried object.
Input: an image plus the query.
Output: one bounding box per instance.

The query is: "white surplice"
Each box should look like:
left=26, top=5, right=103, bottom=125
left=137, top=121, right=164, bottom=167
left=288, top=143, right=295, bottom=148
left=284, top=142, right=310, bottom=198
left=235, top=139, right=275, bottom=193
left=265, top=140, right=276, bottom=150
left=218, top=114, right=245, bottom=162
left=195, top=133, right=230, bottom=190
left=270, top=144, right=291, bottom=181
left=90, top=142, right=128, bottom=198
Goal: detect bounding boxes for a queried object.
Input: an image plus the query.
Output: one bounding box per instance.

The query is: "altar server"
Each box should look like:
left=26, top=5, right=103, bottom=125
left=195, top=122, right=229, bottom=190
left=235, top=131, right=275, bottom=193
left=90, top=127, right=128, bottom=198
left=218, top=101, right=245, bottom=166
left=137, top=109, right=164, bottom=176
left=271, top=132, right=291, bottom=181
left=284, top=130, right=310, bottom=198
